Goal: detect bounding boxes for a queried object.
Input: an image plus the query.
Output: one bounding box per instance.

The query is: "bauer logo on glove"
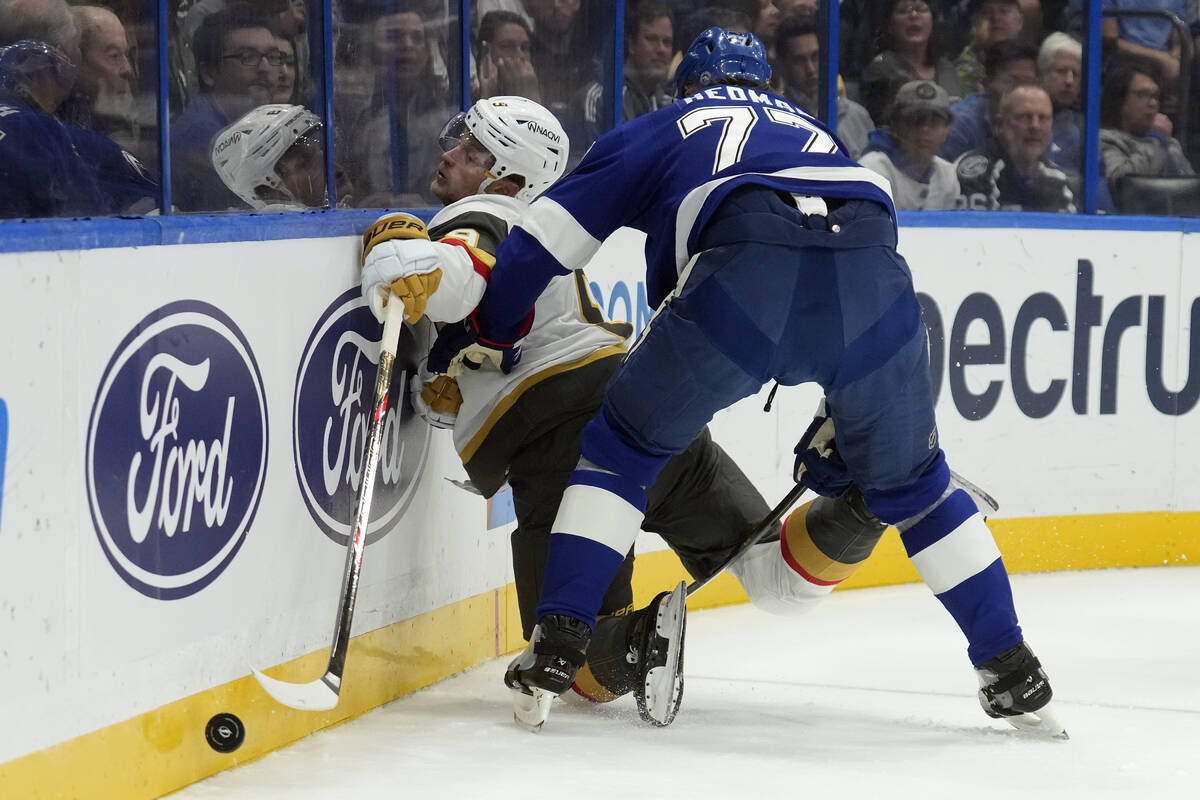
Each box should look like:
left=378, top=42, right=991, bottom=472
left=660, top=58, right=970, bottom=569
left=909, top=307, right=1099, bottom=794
left=361, top=212, right=443, bottom=325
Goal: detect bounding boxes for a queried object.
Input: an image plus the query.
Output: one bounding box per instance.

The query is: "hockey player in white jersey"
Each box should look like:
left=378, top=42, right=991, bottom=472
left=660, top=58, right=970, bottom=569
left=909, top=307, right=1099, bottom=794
left=211, top=103, right=352, bottom=210
left=359, top=97, right=908, bottom=731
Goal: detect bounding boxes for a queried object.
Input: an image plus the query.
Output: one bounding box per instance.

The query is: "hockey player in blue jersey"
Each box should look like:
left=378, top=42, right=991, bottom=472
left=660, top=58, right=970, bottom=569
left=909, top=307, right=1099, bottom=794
left=0, top=40, right=157, bottom=219
left=429, top=28, right=1062, bottom=736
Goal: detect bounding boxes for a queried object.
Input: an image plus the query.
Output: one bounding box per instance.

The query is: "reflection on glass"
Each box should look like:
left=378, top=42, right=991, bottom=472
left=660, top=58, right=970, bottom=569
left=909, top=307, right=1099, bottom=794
left=335, top=1, right=461, bottom=208
left=0, top=3, right=158, bottom=219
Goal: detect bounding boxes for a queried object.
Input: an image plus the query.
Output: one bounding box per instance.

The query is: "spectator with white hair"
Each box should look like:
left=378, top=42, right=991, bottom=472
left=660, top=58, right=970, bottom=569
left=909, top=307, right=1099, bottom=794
left=0, top=0, right=81, bottom=65
left=1038, top=32, right=1082, bottom=171
left=70, top=6, right=134, bottom=131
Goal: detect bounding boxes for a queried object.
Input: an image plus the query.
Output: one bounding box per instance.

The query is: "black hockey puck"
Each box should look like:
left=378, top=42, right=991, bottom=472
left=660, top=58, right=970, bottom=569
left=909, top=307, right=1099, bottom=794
left=205, top=712, right=246, bottom=753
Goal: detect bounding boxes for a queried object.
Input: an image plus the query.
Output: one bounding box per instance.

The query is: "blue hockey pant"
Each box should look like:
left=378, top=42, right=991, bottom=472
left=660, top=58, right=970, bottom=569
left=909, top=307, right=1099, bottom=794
left=538, top=188, right=1021, bottom=663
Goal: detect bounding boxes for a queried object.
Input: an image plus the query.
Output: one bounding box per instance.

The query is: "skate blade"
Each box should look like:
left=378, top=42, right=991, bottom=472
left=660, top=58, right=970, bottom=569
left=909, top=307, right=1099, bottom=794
left=642, top=581, right=687, bottom=726
left=1005, top=703, right=1069, bottom=739
left=511, top=687, right=555, bottom=733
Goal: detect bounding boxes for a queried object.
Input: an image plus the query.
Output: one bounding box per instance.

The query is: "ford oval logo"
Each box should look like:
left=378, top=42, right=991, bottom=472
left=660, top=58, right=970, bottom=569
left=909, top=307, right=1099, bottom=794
left=86, top=301, right=268, bottom=600
left=293, top=289, right=432, bottom=546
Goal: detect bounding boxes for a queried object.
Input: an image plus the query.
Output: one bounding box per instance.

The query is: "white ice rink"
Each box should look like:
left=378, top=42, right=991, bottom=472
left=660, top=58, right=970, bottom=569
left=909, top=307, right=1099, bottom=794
left=172, top=567, right=1200, bottom=799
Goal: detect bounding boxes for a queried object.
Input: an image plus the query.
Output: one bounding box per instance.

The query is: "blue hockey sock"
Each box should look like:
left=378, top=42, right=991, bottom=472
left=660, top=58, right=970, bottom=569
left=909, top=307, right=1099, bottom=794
left=535, top=469, right=646, bottom=629
left=899, top=488, right=1023, bottom=665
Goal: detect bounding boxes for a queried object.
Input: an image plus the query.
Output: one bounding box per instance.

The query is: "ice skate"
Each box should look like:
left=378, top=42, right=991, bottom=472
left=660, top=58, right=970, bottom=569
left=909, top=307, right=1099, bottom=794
left=631, top=581, right=688, bottom=726
left=504, top=614, right=591, bottom=732
left=976, top=641, right=1067, bottom=739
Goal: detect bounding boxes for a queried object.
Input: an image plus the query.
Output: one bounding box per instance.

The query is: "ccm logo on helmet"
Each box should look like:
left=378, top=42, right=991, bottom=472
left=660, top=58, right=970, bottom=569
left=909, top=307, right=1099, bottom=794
left=524, top=120, right=561, bottom=143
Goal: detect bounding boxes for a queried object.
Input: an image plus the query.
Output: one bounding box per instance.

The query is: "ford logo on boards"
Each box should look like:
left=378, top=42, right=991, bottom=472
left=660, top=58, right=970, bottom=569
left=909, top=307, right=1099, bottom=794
left=86, top=301, right=268, bottom=600
left=293, top=289, right=432, bottom=546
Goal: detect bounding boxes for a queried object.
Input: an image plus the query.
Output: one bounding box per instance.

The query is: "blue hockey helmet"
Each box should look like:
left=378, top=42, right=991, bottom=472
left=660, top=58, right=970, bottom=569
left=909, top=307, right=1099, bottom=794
left=0, top=40, right=76, bottom=99
left=672, top=27, right=771, bottom=98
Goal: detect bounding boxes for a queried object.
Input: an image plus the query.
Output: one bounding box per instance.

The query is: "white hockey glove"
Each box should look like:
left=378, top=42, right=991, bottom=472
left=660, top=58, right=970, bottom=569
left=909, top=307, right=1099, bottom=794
left=793, top=398, right=853, bottom=498
left=361, top=212, right=443, bottom=324
left=409, top=360, right=462, bottom=429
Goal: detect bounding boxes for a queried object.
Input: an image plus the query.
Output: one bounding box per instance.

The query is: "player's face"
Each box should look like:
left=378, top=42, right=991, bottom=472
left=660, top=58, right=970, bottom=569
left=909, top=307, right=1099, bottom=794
left=996, top=87, right=1052, bottom=166
left=431, top=132, right=496, bottom=205
left=1119, top=72, right=1160, bottom=136
left=1041, top=51, right=1080, bottom=109
left=780, top=33, right=820, bottom=97
left=212, top=27, right=277, bottom=107
left=627, top=16, right=673, bottom=82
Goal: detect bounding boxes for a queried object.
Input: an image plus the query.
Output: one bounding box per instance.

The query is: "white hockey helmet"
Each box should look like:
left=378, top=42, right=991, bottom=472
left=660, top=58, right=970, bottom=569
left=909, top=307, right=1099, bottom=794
left=439, top=96, right=569, bottom=202
left=212, top=103, right=323, bottom=209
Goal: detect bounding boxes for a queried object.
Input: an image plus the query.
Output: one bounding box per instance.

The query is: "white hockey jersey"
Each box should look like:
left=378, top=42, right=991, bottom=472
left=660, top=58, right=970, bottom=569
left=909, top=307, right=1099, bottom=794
left=417, top=194, right=630, bottom=464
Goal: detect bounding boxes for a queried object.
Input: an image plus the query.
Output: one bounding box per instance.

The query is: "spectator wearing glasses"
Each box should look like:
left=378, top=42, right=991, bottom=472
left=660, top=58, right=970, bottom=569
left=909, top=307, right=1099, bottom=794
left=955, top=80, right=1077, bottom=211
left=1099, top=55, right=1194, bottom=181
left=938, top=38, right=1037, bottom=160
left=860, top=0, right=963, bottom=124
left=171, top=3, right=282, bottom=210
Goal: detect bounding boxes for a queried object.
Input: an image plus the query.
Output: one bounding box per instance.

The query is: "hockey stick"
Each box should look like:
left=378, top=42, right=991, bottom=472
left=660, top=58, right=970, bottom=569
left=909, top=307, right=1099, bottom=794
left=252, top=296, right=407, bottom=711
left=949, top=468, right=999, bottom=515
left=685, top=482, right=809, bottom=597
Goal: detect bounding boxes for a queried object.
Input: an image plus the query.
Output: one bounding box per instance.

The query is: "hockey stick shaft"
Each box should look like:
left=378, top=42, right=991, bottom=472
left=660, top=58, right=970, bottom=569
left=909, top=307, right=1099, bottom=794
left=323, top=297, right=406, bottom=685
left=252, top=297, right=406, bottom=711
left=685, top=482, right=808, bottom=597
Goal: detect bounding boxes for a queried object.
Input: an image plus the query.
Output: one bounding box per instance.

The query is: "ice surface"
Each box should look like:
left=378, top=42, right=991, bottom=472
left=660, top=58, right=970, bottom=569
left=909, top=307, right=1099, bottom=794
left=171, top=567, right=1200, bottom=799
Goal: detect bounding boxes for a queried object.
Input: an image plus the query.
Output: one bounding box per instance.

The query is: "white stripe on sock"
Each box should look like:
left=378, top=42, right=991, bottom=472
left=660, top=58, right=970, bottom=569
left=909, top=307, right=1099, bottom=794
left=552, top=482, right=643, bottom=556
left=908, top=513, right=1002, bottom=595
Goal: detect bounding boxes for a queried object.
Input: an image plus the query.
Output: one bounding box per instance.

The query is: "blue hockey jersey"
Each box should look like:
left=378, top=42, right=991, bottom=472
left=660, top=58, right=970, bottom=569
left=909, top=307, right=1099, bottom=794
left=477, top=85, right=896, bottom=338
left=0, top=100, right=158, bottom=219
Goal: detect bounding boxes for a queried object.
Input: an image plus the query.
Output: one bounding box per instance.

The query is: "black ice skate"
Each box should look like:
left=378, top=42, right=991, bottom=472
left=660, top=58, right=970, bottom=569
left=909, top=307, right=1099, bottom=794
left=504, top=614, right=591, bottom=732
left=630, top=580, right=688, bottom=726
left=975, top=641, right=1067, bottom=738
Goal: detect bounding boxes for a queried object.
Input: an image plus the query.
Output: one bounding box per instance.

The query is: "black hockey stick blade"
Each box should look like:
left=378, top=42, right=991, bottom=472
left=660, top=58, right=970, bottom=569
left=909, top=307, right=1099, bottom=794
left=685, top=482, right=808, bottom=597
left=252, top=297, right=407, bottom=711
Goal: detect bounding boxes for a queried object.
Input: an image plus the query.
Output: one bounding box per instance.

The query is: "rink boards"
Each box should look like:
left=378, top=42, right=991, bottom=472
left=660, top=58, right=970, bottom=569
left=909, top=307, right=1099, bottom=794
left=0, top=214, right=1197, bottom=798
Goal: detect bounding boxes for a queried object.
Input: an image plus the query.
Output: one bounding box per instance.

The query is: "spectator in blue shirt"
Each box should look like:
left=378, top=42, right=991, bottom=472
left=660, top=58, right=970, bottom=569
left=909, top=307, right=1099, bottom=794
left=939, top=38, right=1037, bottom=160
left=1101, top=0, right=1187, bottom=83
left=170, top=3, right=279, bottom=211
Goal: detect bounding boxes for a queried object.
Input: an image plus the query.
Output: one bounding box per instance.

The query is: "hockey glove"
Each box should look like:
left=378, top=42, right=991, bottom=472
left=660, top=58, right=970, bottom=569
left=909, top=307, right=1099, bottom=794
left=426, top=311, right=529, bottom=376
left=409, top=360, right=462, bottom=429
left=361, top=212, right=443, bottom=324
left=793, top=398, right=853, bottom=498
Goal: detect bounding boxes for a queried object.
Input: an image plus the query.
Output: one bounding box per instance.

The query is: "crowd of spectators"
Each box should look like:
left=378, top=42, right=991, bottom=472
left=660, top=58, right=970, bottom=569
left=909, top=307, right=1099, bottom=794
left=0, top=0, right=1197, bottom=218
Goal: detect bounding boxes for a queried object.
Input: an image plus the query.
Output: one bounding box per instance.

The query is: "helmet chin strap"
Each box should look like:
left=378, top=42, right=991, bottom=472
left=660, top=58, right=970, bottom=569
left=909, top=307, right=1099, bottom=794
left=475, top=169, right=502, bottom=196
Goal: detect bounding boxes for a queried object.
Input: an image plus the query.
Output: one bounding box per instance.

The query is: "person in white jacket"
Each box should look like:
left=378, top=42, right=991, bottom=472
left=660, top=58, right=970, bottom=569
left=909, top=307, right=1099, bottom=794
left=859, top=79, right=962, bottom=210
